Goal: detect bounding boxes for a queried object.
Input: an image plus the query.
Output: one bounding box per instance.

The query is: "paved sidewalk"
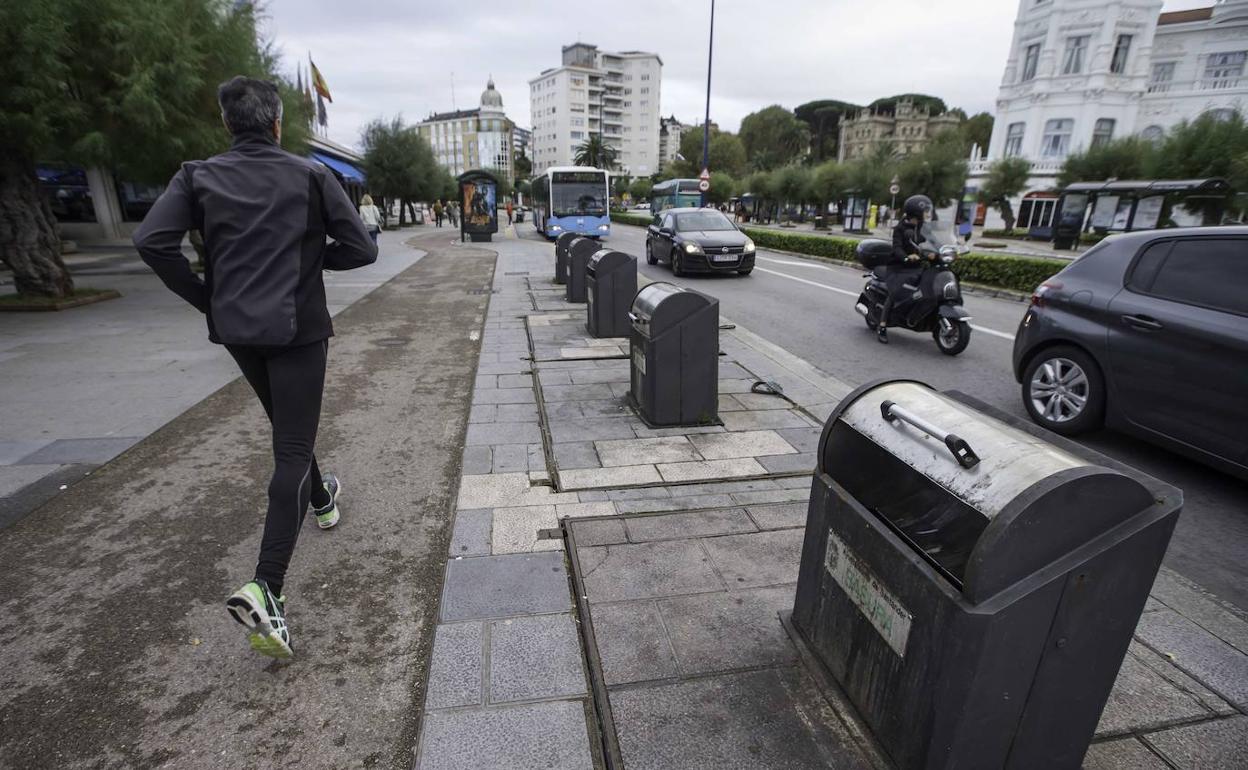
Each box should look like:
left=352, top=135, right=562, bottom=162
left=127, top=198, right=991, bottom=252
left=0, top=228, right=425, bottom=528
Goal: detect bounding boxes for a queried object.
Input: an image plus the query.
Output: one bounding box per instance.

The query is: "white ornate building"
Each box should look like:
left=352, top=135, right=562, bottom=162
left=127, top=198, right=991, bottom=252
left=973, top=0, right=1248, bottom=229
left=416, top=79, right=516, bottom=183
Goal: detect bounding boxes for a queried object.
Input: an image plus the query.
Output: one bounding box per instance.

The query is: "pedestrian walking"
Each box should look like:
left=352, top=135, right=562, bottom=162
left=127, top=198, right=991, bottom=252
left=505, top=200, right=514, bottom=225
left=433, top=199, right=444, bottom=228
left=133, top=76, right=377, bottom=659
left=448, top=200, right=459, bottom=228
left=359, top=193, right=382, bottom=244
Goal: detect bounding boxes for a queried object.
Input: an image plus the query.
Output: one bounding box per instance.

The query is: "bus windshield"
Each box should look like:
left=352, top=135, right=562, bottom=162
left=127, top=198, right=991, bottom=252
left=552, top=173, right=606, bottom=217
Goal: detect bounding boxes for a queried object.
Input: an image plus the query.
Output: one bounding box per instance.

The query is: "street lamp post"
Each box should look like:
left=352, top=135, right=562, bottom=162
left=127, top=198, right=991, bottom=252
left=700, top=0, right=715, bottom=208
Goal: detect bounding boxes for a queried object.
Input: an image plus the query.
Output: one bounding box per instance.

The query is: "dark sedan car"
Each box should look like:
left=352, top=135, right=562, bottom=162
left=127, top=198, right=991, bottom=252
left=1012, top=227, right=1248, bottom=479
left=645, top=208, right=756, bottom=276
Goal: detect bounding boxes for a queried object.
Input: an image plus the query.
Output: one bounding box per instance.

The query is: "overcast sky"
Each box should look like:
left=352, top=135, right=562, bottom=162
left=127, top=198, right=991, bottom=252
left=261, top=0, right=1213, bottom=151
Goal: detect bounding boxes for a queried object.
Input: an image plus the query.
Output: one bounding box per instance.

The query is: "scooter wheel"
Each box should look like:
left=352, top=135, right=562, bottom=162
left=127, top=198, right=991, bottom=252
left=933, top=319, right=972, bottom=356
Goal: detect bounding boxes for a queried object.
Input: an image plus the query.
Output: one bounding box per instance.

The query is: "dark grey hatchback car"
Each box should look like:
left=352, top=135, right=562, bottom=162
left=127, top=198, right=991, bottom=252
left=1013, top=227, right=1248, bottom=479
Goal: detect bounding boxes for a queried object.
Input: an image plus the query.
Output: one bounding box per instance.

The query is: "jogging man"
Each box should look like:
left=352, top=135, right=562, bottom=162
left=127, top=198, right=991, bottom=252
left=133, top=76, right=377, bottom=658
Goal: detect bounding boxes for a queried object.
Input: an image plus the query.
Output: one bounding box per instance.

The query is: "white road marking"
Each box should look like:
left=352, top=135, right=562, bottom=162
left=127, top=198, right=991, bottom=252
left=757, top=256, right=835, bottom=271
left=752, top=266, right=1016, bottom=342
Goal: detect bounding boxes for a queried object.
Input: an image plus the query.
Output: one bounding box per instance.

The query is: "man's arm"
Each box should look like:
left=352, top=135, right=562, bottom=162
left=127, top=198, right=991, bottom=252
left=319, top=170, right=378, bottom=271
left=132, top=165, right=208, bottom=313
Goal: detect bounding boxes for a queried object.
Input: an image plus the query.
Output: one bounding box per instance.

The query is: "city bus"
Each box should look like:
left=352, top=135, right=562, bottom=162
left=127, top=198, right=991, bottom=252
left=650, top=178, right=702, bottom=213
left=531, top=166, right=611, bottom=238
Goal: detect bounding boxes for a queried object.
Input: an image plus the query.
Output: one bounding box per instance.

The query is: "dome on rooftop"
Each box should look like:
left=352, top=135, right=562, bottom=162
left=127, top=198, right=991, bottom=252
left=480, top=78, right=503, bottom=111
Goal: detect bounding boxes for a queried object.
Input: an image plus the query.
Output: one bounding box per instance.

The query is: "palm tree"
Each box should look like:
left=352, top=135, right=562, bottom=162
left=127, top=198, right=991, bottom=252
left=574, top=134, right=618, bottom=169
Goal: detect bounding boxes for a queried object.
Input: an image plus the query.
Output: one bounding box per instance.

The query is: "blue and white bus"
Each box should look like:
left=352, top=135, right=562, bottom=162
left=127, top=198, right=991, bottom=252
left=531, top=166, right=611, bottom=239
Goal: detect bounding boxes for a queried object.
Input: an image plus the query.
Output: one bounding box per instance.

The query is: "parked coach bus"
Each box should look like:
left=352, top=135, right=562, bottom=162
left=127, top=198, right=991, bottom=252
left=531, top=166, right=610, bottom=238
left=650, top=178, right=702, bottom=213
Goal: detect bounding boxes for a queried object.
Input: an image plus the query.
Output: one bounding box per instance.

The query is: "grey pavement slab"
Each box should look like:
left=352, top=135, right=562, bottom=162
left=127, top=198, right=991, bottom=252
left=549, top=417, right=640, bottom=443
left=449, top=508, right=492, bottom=557
left=465, top=421, right=542, bottom=446
left=490, top=443, right=533, bottom=473
left=461, top=445, right=492, bottom=475
left=417, top=700, right=593, bottom=770
left=614, top=494, right=740, bottom=514
left=489, top=613, right=587, bottom=703
left=731, top=487, right=810, bottom=505
left=759, top=452, right=818, bottom=474
left=657, top=586, right=798, bottom=675
left=0, top=464, right=62, bottom=498
left=591, top=601, right=680, bottom=685
left=553, top=441, right=602, bottom=470
left=1097, top=642, right=1233, bottom=736
left=495, top=402, right=541, bottom=422
left=16, top=437, right=141, bottom=465
left=624, top=508, right=757, bottom=542
left=777, top=426, right=824, bottom=453
left=595, top=436, right=700, bottom=467
left=568, top=517, right=628, bottom=547
left=491, top=505, right=560, bottom=555
left=559, top=464, right=662, bottom=490
left=609, top=668, right=872, bottom=770
left=576, top=540, right=724, bottom=602
left=0, top=440, right=50, bottom=466
left=747, top=502, right=810, bottom=530
left=688, top=429, right=797, bottom=460
left=441, top=551, right=570, bottom=621
left=701, top=528, right=805, bottom=589
left=1135, top=608, right=1248, bottom=709
left=1150, top=568, right=1248, bottom=655
left=471, top=387, right=536, bottom=405
left=1143, top=715, right=1248, bottom=768
left=1082, top=739, right=1169, bottom=769
left=656, top=457, right=768, bottom=483
left=426, top=622, right=484, bottom=710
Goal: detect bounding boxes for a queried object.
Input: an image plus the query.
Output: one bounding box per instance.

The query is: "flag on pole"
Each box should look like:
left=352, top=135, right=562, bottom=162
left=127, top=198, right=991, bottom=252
left=309, top=57, right=333, bottom=103
left=316, top=93, right=328, bottom=128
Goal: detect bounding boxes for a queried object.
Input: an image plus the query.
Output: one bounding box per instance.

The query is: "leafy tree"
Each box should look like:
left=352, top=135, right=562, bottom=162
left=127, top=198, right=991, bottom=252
left=811, top=160, right=849, bottom=211
left=513, top=149, right=532, bottom=180
left=960, top=113, right=994, bottom=159
left=773, top=165, right=813, bottom=220
left=1151, top=112, right=1248, bottom=187
left=896, top=129, right=969, bottom=206
left=628, top=178, right=652, bottom=202
left=1057, top=136, right=1155, bottom=188
left=979, top=157, right=1032, bottom=232
left=612, top=175, right=630, bottom=199
left=868, top=94, right=948, bottom=116
left=739, top=106, right=810, bottom=171
left=573, top=135, right=617, bottom=169
left=361, top=117, right=440, bottom=225
left=794, top=100, right=861, bottom=164
left=706, top=172, right=736, bottom=206
left=0, top=0, right=306, bottom=298
left=846, top=144, right=897, bottom=203
left=671, top=127, right=747, bottom=178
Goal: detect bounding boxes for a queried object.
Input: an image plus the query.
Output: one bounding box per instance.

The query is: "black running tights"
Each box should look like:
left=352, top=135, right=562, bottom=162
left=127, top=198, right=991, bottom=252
left=226, top=339, right=330, bottom=595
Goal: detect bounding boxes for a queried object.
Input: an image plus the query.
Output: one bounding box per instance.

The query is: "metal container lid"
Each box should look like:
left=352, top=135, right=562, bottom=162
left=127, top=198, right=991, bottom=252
left=569, top=237, right=600, bottom=261
left=589, top=249, right=633, bottom=273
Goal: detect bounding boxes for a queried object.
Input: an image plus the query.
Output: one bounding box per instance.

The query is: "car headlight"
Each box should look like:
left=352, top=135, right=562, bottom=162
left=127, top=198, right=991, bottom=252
left=598, top=224, right=610, bottom=231
left=743, top=238, right=755, bottom=253
left=550, top=224, right=562, bottom=231
left=684, top=242, right=702, bottom=254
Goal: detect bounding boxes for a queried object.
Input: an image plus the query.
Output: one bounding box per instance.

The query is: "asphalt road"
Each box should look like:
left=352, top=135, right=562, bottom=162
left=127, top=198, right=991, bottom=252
left=524, top=222, right=1248, bottom=612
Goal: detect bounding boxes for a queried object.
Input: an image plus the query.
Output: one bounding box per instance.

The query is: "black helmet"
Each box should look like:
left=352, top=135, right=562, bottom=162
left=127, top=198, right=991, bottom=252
left=903, top=195, right=933, bottom=221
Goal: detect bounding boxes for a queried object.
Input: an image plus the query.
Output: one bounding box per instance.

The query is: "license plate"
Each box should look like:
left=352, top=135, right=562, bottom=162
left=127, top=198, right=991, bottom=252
left=711, top=254, right=738, bottom=263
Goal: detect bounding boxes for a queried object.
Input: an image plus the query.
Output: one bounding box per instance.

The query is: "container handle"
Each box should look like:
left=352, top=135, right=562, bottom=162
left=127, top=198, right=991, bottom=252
left=880, top=400, right=981, bottom=469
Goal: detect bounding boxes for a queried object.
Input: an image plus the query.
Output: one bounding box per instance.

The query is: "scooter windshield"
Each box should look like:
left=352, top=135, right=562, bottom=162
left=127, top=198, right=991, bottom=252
left=919, top=222, right=958, bottom=250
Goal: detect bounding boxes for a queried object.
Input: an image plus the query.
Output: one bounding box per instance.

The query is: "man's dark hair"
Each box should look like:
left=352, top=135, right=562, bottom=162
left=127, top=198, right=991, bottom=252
left=218, top=76, right=284, bottom=135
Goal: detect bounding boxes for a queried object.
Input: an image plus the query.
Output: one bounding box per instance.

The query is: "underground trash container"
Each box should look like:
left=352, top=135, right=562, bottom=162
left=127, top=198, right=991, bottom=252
left=628, top=282, right=719, bottom=427
left=554, top=232, right=577, bottom=285
left=792, top=379, right=1182, bottom=770
left=586, top=249, right=637, bottom=338
left=566, top=237, right=598, bottom=303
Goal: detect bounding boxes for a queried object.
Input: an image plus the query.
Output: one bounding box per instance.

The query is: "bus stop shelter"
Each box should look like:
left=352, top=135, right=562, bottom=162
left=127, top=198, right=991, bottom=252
left=1053, top=178, right=1231, bottom=250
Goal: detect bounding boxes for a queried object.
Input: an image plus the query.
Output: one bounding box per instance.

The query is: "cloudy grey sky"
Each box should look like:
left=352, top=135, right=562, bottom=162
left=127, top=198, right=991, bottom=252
left=261, top=0, right=1211, bottom=151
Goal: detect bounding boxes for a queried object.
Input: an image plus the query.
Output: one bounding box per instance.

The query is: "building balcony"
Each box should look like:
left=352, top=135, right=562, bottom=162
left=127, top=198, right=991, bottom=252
left=1146, top=77, right=1248, bottom=95
left=968, top=157, right=1064, bottom=175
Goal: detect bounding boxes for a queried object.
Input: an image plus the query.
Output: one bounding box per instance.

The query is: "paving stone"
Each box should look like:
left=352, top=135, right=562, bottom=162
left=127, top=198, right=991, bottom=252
left=471, top=387, right=536, bottom=405
left=657, top=458, right=767, bottom=483
left=609, top=668, right=868, bottom=770
left=701, top=529, right=804, bottom=589
left=1135, top=608, right=1248, bottom=709
left=553, top=442, right=602, bottom=470
left=1144, top=715, right=1248, bottom=768
left=0, top=464, right=61, bottom=497
left=568, top=368, right=628, bottom=384
left=465, top=421, right=542, bottom=447
left=497, top=373, right=533, bottom=389
left=1098, top=642, right=1233, bottom=736
left=776, top=426, right=824, bottom=453
left=718, top=378, right=758, bottom=394
left=777, top=474, right=814, bottom=489
left=457, top=473, right=579, bottom=510
left=604, top=487, right=671, bottom=501
left=425, top=622, right=483, bottom=709
left=720, top=410, right=813, bottom=432
left=577, top=398, right=632, bottom=418
left=492, top=505, right=560, bottom=554
left=575, top=490, right=611, bottom=502
left=417, top=700, right=593, bottom=770
left=495, top=402, right=540, bottom=422
left=449, top=509, right=492, bottom=557
left=630, top=424, right=726, bottom=439
left=731, top=487, right=809, bottom=505
left=468, top=404, right=496, bottom=424
left=538, top=369, right=573, bottom=386
left=475, top=374, right=497, bottom=390
left=717, top=394, right=747, bottom=412
left=596, top=436, right=701, bottom=467
left=657, top=586, right=797, bottom=675
left=550, top=418, right=640, bottom=443
left=758, top=452, right=817, bottom=474
left=689, top=430, right=797, bottom=460
left=747, top=502, right=809, bottom=530
left=1082, top=738, right=1168, bottom=769
left=577, top=540, right=723, bottom=601
left=591, top=600, right=680, bottom=685
left=441, top=551, right=570, bottom=621
left=559, top=464, right=662, bottom=490
left=489, top=613, right=587, bottom=703
left=614, top=494, right=740, bottom=515
left=625, top=508, right=757, bottom=542
left=568, top=518, right=628, bottom=546
left=667, top=479, right=780, bottom=497
left=731, top=392, right=795, bottom=411
left=555, top=502, right=617, bottom=519
left=16, top=437, right=140, bottom=465
left=1149, top=568, right=1248, bottom=655
left=0, top=440, right=51, bottom=466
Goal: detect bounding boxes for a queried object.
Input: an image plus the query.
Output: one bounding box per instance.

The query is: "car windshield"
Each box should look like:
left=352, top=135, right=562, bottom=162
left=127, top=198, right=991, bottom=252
left=675, top=211, right=735, bottom=231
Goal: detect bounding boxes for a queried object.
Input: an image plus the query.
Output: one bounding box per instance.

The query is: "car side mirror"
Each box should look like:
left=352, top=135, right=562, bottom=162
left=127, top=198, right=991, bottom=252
left=659, top=227, right=674, bottom=237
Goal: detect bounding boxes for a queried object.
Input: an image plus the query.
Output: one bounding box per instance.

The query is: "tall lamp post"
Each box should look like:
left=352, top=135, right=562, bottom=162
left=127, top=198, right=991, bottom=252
left=699, top=0, right=716, bottom=208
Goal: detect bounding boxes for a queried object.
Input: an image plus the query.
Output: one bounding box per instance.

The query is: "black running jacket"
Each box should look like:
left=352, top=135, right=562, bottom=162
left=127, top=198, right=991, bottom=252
left=133, top=132, right=377, bottom=346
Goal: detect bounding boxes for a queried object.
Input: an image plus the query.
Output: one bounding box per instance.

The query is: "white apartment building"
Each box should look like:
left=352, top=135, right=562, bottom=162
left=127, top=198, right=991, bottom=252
left=974, top=0, right=1248, bottom=229
left=658, top=116, right=688, bottom=172
left=416, top=79, right=515, bottom=183
left=528, top=43, right=663, bottom=178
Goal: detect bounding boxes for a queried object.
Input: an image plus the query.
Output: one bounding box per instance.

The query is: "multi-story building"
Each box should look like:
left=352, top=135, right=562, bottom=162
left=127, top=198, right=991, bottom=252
left=512, top=126, right=532, bottom=162
left=416, top=79, right=515, bottom=182
left=974, top=0, right=1248, bottom=229
left=658, top=116, right=688, bottom=172
left=528, top=43, right=663, bottom=178
left=837, top=99, right=962, bottom=162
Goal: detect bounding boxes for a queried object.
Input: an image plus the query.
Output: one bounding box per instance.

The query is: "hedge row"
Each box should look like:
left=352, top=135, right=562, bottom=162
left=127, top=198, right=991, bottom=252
left=609, top=214, right=1066, bottom=294
left=980, top=227, right=1105, bottom=246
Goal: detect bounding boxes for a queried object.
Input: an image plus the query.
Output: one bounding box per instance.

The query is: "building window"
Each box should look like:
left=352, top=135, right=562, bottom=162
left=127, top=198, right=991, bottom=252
left=1041, top=118, right=1074, bottom=157
left=571, top=131, right=584, bottom=139
left=1062, top=36, right=1089, bottom=75
left=641, top=74, right=650, bottom=81
left=1149, top=62, right=1176, bottom=93
left=1204, top=108, right=1238, bottom=122
left=1204, top=51, right=1247, bottom=88
left=1110, top=35, right=1132, bottom=74
left=1004, top=123, right=1025, bottom=157
left=1092, top=118, right=1115, bottom=147
left=1021, top=43, right=1041, bottom=82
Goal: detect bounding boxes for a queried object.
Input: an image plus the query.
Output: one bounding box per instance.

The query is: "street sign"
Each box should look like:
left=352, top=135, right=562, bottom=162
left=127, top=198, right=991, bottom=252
left=699, top=168, right=711, bottom=181
left=889, top=183, right=901, bottom=196
left=698, top=179, right=710, bottom=192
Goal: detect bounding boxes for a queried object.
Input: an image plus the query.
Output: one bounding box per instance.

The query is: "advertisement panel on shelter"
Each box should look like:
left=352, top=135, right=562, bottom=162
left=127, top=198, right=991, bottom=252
left=461, top=178, right=498, bottom=236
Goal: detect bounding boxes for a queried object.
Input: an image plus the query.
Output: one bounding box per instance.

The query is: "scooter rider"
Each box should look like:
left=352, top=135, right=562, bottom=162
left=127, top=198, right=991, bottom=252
left=877, top=194, right=934, bottom=344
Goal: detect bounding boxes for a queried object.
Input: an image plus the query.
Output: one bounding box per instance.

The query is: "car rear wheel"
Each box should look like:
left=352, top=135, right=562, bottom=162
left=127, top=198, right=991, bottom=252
left=646, top=241, right=658, bottom=265
left=1022, top=345, right=1105, bottom=435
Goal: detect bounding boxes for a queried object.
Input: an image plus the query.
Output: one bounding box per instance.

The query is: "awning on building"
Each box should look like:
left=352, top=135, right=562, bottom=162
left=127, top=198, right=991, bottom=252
left=310, top=152, right=366, bottom=184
